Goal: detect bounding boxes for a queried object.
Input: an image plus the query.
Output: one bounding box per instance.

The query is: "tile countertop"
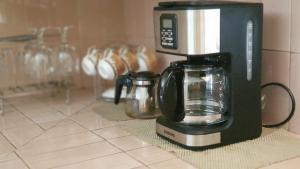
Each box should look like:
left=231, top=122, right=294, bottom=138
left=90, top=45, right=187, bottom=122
left=0, top=89, right=299, bottom=169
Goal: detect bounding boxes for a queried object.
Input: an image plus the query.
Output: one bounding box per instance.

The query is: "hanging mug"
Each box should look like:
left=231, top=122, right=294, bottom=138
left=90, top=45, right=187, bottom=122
left=81, top=47, right=103, bottom=76
left=97, top=48, right=126, bottom=80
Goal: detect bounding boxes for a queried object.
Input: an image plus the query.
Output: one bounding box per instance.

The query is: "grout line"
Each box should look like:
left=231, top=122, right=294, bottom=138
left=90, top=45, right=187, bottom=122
left=46, top=152, right=132, bottom=169
left=132, top=167, right=149, bottom=169
left=92, top=131, right=132, bottom=140
left=125, top=151, right=151, bottom=167
left=0, top=132, right=16, bottom=150
left=262, top=49, right=291, bottom=53
left=288, top=0, right=293, bottom=131
left=17, top=128, right=99, bottom=151
left=9, top=103, right=46, bottom=132
left=17, top=140, right=107, bottom=159
left=89, top=130, right=125, bottom=153
left=91, top=128, right=154, bottom=160
left=14, top=151, right=32, bottom=169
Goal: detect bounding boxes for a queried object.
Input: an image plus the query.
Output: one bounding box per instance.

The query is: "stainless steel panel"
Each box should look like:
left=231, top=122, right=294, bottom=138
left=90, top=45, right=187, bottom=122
left=154, top=9, right=220, bottom=56
left=156, top=123, right=221, bottom=147
left=181, top=114, right=223, bottom=124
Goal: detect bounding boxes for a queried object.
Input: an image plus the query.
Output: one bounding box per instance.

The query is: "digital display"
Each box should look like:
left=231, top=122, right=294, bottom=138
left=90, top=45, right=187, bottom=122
left=163, top=19, right=173, bottom=28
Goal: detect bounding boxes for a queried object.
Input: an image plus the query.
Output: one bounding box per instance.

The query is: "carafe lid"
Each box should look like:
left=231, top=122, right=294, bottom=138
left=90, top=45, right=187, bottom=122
left=130, top=71, right=159, bottom=82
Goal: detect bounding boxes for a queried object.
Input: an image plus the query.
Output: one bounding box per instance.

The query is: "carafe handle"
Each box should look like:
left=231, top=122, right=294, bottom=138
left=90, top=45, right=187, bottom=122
left=114, top=74, right=132, bottom=104
left=158, top=67, right=184, bottom=121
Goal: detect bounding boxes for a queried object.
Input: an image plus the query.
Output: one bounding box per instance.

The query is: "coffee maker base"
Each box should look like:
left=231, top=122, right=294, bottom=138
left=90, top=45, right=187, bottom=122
left=156, top=116, right=227, bottom=150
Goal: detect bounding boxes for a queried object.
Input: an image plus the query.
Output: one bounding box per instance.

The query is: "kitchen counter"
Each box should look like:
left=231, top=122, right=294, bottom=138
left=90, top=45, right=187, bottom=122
left=0, top=89, right=299, bottom=169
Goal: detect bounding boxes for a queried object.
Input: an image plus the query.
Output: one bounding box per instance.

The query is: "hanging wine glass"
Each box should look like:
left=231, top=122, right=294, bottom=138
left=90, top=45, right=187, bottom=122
left=0, top=48, right=15, bottom=89
left=21, top=28, right=39, bottom=85
left=29, top=28, right=52, bottom=87
left=53, top=26, right=80, bottom=103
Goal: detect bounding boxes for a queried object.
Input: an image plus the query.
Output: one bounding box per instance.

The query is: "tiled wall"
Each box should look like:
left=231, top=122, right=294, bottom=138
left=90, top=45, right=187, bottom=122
left=261, top=0, right=300, bottom=133
left=0, top=0, right=126, bottom=88
left=77, top=0, right=126, bottom=87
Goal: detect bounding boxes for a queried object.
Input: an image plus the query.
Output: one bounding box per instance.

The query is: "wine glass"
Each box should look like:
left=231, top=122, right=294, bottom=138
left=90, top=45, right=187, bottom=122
left=29, top=28, right=52, bottom=87
left=0, top=48, right=15, bottom=89
left=53, top=26, right=80, bottom=103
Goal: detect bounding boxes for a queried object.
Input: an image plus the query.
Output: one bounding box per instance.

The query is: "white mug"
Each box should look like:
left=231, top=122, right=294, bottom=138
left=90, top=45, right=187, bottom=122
left=81, top=47, right=102, bottom=76
left=118, top=46, right=139, bottom=72
left=136, top=45, right=157, bottom=71
left=97, top=48, right=126, bottom=80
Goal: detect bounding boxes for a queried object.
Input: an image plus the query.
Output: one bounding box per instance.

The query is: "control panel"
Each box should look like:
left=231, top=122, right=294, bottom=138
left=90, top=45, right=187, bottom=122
left=160, top=14, right=177, bottom=49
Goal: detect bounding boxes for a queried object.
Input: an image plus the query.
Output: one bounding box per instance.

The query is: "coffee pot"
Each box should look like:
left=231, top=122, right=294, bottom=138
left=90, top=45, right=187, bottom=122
left=158, top=58, right=229, bottom=125
left=114, top=71, right=160, bottom=119
left=153, top=1, right=264, bottom=149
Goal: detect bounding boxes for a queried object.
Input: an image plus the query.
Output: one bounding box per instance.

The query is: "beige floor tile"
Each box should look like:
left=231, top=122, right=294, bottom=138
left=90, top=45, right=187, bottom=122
left=53, top=153, right=142, bottom=169
left=0, top=105, right=16, bottom=114
left=51, top=119, right=75, bottom=126
left=2, top=123, right=44, bottom=147
left=15, top=102, right=49, bottom=112
left=6, top=97, right=29, bottom=105
left=148, top=159, right=197, bottom=169
left=37, top=119, right=74, bottom=130
left=0, top=155, right=28, bottom=169
left=39, top=97, right=67, bottom=106
left=57, top=103, right=87, bottom=116
left=17, top=131, right=102, bottom=157
left=34, top=121, right=87, bottom=141
left=77, top=99, right=95, bottom=106
left=94, top=126, right=130, bottom=139
left=10, top=98, right=38, bottom=107
left=260, top=157, right=300, bottom=169
left=23, top=141, right=120, bottom=169
left=127, top=146, right=176, bottom=165
left=39, top=120, right=66, bottom=130
left=0, top=117, right=34, bottom=131
left=109, top=136, right=150, bottom=151
left=133, top=167, right=149, bottom=169
left=71, top=111, right=117, bottom=130
left=0, top=111, right=25, bottom=120
left=21, top=108, right=66, bottom=125
left=0, top=135, right=14, bottom=156
left=0, top=153, right=19, bottom=163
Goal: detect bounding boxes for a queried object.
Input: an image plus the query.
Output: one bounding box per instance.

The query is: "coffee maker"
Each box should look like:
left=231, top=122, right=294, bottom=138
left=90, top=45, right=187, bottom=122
left=154, top=1, right=263, bottom=150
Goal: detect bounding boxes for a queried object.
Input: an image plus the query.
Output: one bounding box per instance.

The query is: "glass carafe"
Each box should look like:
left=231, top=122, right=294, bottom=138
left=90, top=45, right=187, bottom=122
left=182, top=65, right=228, bottom=125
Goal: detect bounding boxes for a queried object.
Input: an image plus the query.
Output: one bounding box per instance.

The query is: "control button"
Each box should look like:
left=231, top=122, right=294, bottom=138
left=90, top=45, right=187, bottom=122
left=161, top=32, right=168, bottom=36
left=162, top=42, right=168, bottom=46
left=165, top=37, right=173, bottom=41
left=168, top=43, right=174, bottom=46
left=247, top=36, right=252, bottom=42
left=167, top=32, right=173, bottom=36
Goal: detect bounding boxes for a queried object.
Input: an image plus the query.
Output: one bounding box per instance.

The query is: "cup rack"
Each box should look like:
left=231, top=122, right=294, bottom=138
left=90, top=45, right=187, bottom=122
left=0, top=32, right=60, bottom=43
left=0, top=29, right=74, bottom=114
